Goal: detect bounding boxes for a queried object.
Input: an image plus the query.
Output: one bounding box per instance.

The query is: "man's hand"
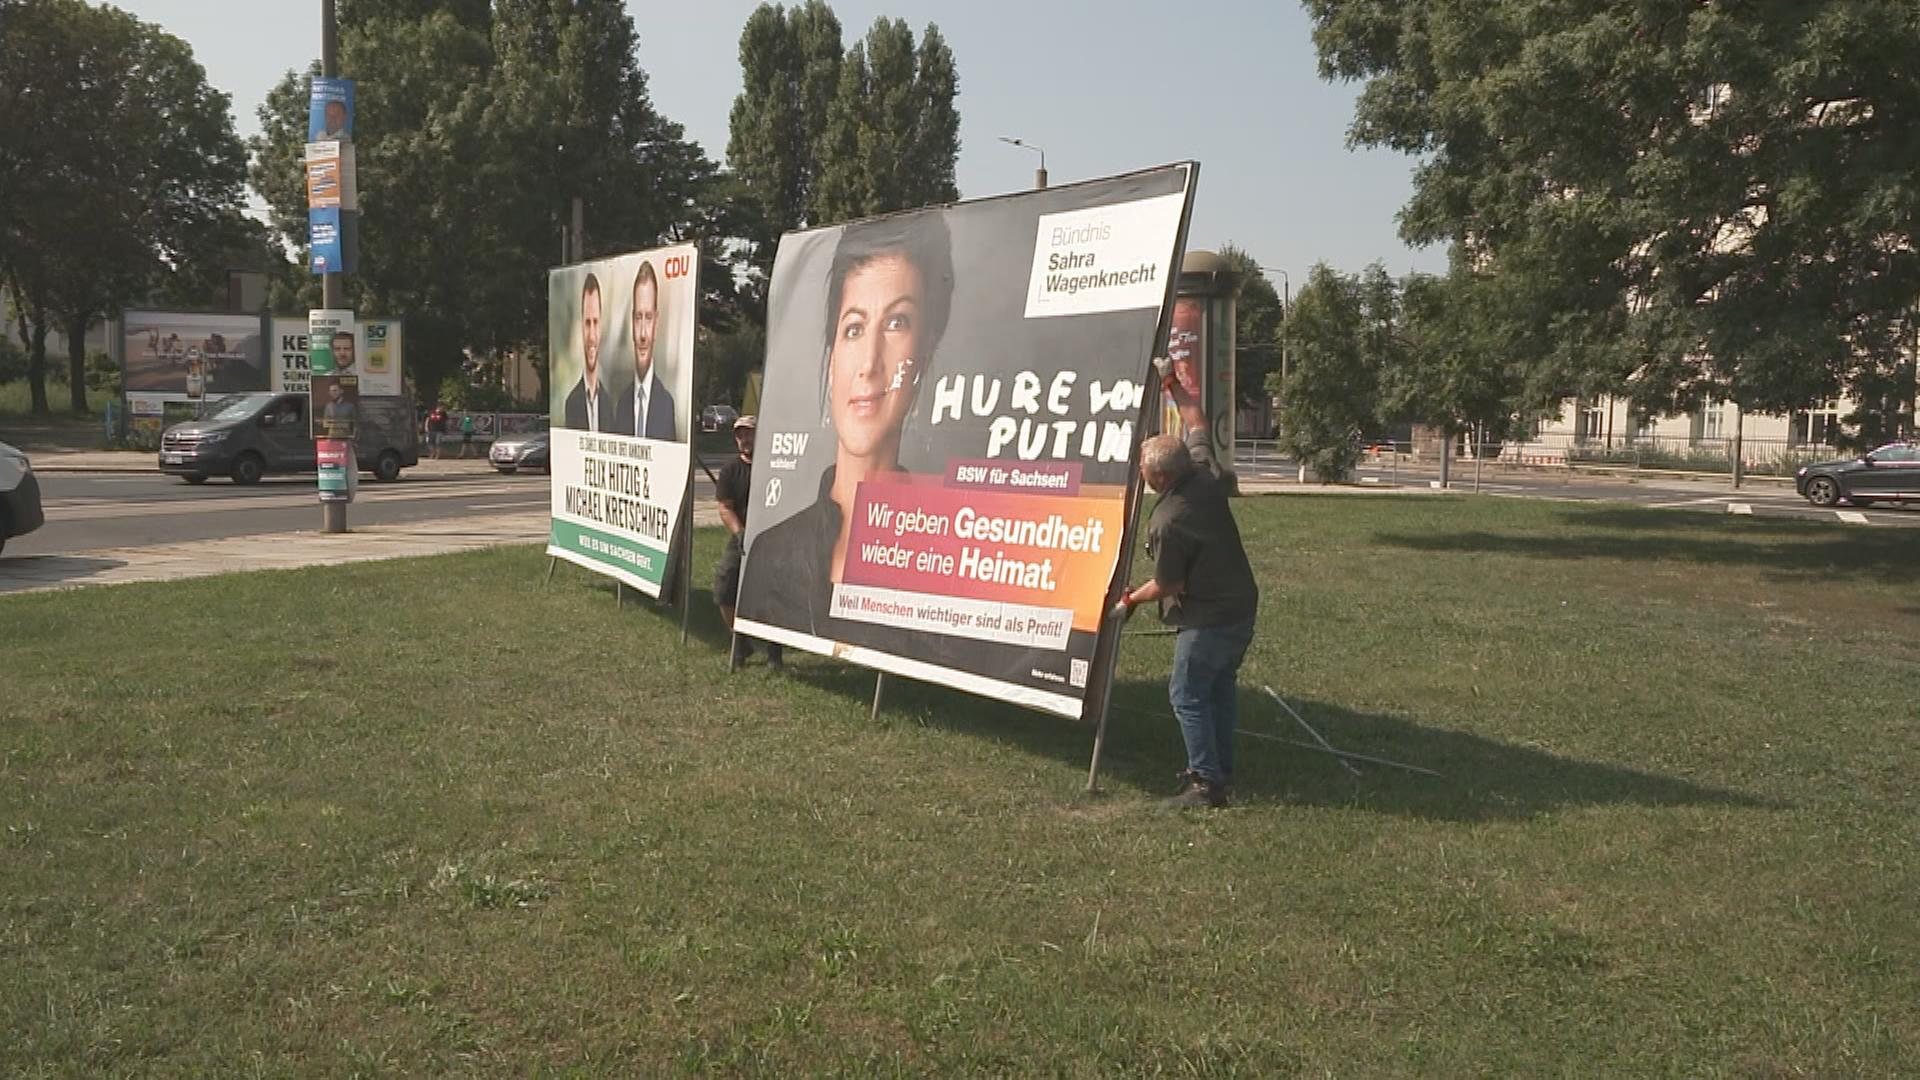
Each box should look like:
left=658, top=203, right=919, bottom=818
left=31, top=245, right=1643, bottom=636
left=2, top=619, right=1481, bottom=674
left=1108, top=591, right=1137, bottom=623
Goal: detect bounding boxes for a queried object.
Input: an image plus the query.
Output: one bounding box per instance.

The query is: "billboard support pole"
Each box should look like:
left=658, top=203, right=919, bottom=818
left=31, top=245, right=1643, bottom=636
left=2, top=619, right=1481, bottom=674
left=870, top=673, right=887, bottom=723
left=1085, top=163, right=1201, bottom=795
left=680, top=248, right=702, bottom=647
left=318, top=0, right=347, bottom=536
left=679, top=486, right=693, bottom=646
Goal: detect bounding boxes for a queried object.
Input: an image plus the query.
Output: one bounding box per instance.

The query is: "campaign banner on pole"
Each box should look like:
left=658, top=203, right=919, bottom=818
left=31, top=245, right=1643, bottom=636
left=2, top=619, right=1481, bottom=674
left=120, top=312, right=267, bottom=396
left=734, top=165, right=1196, bottom=719
left=309, top=207, right=345, bottom=274
left=311, top=373, right=359, bottom=439
left=545, top=244, right=698, bottom=597
left=308, top=78, right=355, bottom=142
left=273, top=316, right=403, bottom=396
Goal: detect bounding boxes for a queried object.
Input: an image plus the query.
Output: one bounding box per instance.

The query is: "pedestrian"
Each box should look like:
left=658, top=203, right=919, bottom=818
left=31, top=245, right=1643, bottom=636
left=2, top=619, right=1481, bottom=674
left=714, top=415, right=783, bottom=672
left=1110, top=372, right=1259, bottom=808
left=426, top=405, right=448, bottom=459
left=459, top=413, right=475, bottom=458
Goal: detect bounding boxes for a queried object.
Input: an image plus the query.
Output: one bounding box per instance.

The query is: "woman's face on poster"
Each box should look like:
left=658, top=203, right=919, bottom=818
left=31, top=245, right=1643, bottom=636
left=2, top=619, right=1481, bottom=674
left=829, top=254, right=924, bottom=461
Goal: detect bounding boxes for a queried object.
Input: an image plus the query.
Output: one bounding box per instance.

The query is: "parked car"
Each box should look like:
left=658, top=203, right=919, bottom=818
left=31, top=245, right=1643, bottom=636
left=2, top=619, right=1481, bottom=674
left=1795, top=441, right=1920, bottom=507
left=700, top=404, right=739, bottom=432
left=159, top=392, right=419, bottom=484
left=0, top=440, right=46, bottom=556
left=489, top=430, right=550, bottom=474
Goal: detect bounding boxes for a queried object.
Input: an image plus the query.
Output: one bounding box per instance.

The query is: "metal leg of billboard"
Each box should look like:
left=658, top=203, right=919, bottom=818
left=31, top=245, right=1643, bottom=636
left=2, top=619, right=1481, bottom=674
left=1085, top=181, right=1201, bottom=795
left=870, top=673, right=887, bottom=724
left=544, top=556, right=558, bottom=586
left=679, top=482, right=693, bottom=647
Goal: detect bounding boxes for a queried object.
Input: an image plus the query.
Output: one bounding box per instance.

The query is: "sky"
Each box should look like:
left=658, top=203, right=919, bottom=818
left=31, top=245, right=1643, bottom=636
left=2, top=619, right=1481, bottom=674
left=115, top=0, right=1446, bottom=293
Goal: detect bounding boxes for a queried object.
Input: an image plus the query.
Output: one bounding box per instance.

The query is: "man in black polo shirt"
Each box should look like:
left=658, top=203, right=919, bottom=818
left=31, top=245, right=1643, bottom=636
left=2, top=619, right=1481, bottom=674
left=715, top=415, right=783, bottom=671
left=1112, top=377, right=1259, bottom=807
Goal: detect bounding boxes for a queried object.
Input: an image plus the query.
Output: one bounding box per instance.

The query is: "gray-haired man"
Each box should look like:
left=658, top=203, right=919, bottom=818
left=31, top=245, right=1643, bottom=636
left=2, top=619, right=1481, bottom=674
left=1112, top=375, right=1259, bottom=807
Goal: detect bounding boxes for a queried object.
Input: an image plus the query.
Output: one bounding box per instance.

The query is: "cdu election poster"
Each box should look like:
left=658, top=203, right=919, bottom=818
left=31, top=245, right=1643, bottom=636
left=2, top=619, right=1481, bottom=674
left=545, top=244, right=699, bottom=597
left=734, top=165, right=1196, bottom=718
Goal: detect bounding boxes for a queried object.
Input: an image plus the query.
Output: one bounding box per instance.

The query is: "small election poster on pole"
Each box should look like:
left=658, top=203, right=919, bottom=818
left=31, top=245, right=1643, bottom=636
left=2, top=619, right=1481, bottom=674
left=307, top=309, right=354, bottom=376
left=317, top=438, right=356, bottom=503
left=311, top=373, right=359, bottom=440
left=733, top=165, right=1196, bottom=719
left=307, top=78, right=355, bottom=142
left=545, top=244, right=699, bottom=597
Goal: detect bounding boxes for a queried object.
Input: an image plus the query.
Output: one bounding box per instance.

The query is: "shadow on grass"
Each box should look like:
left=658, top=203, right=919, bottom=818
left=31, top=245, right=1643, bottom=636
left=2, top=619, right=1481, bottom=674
left=1372, top=513, right=1920, bottom=587
left=829, top=674, right=1770, bottom=822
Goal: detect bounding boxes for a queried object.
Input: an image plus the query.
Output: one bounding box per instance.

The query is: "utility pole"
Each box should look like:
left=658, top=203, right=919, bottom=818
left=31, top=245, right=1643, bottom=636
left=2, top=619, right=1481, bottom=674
left=319, top=0, right=346, bottom=534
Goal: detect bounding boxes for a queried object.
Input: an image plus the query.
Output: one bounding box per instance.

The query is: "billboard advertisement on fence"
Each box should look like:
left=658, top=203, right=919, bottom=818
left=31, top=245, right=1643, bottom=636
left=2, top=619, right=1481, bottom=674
left=272, top=317, right=404, bottom=396
left=121, top=312, right=266, bottom=396
left=733, top=165, right=1196, bottom=718
left=545, top=244, right=698, bottom=597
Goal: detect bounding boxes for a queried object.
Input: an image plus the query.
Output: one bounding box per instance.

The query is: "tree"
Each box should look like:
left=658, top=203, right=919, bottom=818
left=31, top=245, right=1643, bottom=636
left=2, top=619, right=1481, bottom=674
left=1272, top=263, right=1382, bottom=481
left=725, top=1, right=843, bottom=281
left=728, top=5, right=961, bottom=283
left=1306, top=0, right=1920, bottom=447
left=814, top=18, right=959, bottom=223
left=1217, top=244, right=1283, bottom=407
left=0, top=0, right=247, bottom=414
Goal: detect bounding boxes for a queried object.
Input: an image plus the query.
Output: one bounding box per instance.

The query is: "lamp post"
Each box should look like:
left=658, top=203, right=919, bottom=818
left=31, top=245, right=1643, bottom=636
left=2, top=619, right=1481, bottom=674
left=997, top=136, right=1047, bottom=190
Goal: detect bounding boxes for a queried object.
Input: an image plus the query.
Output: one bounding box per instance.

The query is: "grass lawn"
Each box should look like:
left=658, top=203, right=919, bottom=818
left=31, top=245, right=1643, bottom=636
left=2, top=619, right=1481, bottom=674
left=3, top=496, right=1915, bottom=1075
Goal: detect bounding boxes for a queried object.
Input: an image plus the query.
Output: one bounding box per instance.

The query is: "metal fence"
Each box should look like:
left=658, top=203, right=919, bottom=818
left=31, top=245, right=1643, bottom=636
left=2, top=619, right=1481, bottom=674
left=1234, top=431, right=1847, bottom=485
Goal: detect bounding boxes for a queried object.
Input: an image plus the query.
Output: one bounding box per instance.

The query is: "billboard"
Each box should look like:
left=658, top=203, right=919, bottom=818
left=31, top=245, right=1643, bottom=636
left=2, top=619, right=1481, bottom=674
left=545, top=244, right=699, bottom=597
left=121, top=312, right=266, bottom=396
left=273, top=317, right=403, bottom=396
left=734, top=165, right=1196, bottom=718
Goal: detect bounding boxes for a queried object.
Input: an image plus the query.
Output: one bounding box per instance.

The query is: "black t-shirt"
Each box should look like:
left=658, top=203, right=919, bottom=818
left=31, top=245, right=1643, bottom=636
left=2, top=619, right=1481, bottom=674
left=716, top=456, right=753, bottom=529
left=1147, top=429, right=1259, bottom=627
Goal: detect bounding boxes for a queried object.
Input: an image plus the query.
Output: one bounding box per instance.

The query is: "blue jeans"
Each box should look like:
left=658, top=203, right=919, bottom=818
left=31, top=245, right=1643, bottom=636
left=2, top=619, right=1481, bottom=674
left=1170, top=619, right=1256, bottom=785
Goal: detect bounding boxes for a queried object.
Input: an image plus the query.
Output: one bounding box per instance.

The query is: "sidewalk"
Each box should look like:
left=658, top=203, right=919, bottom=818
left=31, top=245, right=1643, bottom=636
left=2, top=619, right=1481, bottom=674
left=29, top=448, right=506, bottom=475
left=1, top=500, right=726, bottom=596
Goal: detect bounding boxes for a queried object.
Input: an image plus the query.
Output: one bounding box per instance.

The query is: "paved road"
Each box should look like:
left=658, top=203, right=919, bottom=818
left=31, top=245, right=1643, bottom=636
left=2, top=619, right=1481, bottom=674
left=1234, top=449, right=1920, bottom=529
left=10, top=466, right=721, bottom=558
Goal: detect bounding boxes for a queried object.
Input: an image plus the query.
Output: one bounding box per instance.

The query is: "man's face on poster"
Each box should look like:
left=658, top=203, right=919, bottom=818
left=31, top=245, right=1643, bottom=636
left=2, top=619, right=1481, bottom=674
left=581, top=287, right=602, bottom=389
left=631, top=276, right=658, bottom=380
left=333, top=333, right=355, bottom=370
left=327, top=381, right=345, bottom=404
left=828, top=254, right=923, bottom=461
left=325, top=101, right=347, bottom=134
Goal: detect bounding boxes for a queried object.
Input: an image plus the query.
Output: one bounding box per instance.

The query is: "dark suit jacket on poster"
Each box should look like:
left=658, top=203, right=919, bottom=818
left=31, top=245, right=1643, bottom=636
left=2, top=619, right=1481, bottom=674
left=563, top=378, right=615, bottom=432
left=614, top=375, right=677, bottom=440
left=736, top=466, right=1099, bottom=703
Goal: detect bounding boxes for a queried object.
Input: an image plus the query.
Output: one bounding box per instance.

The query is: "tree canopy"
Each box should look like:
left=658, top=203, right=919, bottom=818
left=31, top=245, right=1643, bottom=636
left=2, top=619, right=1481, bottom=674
left=0, top=0, right=248, bottom=414
left=252, top=0, right=736, bottom=403
left=1306, top=0, right=1920, bottom=444
left=726, top=4, right=960, bottom=296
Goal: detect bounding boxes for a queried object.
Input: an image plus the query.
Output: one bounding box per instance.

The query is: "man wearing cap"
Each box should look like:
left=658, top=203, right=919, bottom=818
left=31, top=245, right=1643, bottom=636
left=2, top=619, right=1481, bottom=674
left=715, top=415, right=783, bottom=670
left=1111, top=372, right=1258, bottom=808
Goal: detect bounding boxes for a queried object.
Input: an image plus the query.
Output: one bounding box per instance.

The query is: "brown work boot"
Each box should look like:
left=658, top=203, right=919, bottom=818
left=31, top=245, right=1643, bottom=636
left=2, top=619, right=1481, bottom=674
left=1162, top=770, right=1228, bottom=808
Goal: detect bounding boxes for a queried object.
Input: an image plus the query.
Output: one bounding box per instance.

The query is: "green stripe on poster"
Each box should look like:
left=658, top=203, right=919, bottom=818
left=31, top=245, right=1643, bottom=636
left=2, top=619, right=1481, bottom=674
left=550, top=520, right=668, bottom=586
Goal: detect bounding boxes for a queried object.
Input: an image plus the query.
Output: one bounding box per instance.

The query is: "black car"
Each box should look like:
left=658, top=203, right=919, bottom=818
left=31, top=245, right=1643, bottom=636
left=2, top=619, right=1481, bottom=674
left=1795, top=441, right=1920, bottom=507
left=489, top=430, right=550, bottom=474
